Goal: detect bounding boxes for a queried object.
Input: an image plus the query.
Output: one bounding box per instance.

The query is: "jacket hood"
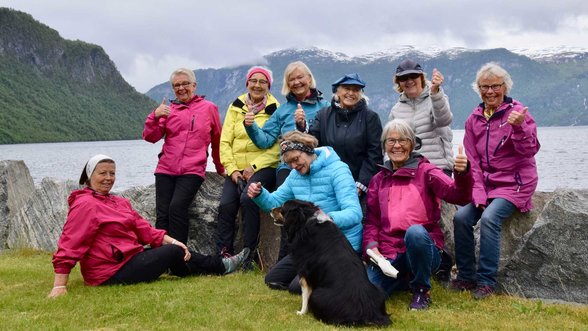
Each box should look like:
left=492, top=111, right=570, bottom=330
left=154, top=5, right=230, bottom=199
left=310, top=146, right=340, bottom=174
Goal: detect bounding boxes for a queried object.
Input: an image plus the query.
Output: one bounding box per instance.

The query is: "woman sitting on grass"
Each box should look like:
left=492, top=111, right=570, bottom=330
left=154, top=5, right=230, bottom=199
left=48, top=154, right=248, bottom=298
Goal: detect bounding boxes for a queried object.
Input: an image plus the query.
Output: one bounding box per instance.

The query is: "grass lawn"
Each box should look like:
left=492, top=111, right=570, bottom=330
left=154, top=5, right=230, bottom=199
left=1, top=249, right=586, bottom=330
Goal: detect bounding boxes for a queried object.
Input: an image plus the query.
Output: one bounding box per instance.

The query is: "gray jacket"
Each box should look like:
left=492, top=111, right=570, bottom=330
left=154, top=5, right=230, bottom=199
left=388, top=82, right=454, bottom=171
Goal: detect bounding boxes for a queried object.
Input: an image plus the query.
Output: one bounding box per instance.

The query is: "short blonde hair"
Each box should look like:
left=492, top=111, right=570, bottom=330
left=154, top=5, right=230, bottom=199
left=170, top=68, right=196, bottom=84
left=281, top=61, right=317, bottom=96
left=471, top=62, right=513, bottom=98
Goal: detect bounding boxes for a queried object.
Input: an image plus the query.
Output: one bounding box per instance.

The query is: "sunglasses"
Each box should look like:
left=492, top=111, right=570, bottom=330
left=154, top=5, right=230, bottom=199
left=397, top=73, right=421, bottom=82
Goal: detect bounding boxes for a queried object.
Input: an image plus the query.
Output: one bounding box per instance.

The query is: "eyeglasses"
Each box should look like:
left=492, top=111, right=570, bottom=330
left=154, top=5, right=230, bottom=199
left=247, top=79, right=269, bottom=86
left=385, top=138, right=411, bottom=146
left=478, top=83, right=504, bottom=92
left=172, top=81, right=193, bottom=90
left=397, top=73, right=421, bottom=82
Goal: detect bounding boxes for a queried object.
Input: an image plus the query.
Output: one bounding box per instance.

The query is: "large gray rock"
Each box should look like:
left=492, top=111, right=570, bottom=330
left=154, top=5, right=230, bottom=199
left=0, top=160, right=35, bottom=249
left=8, top=178, right=79, bottom=250
left=500, top=189, right=588, bottom=303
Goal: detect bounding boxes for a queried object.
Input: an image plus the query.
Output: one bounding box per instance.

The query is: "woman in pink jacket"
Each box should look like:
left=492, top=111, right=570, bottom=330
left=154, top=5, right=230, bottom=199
left=450, top=63, right=540, bottom=299
left=48, top=155, right=247, bottom=298
left=143, top=68, right=225, bottom=245
left=363, top=119, right=472, bottom=310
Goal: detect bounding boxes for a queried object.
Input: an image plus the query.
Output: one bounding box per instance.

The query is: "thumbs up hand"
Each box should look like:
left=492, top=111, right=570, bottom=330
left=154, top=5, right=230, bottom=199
left=430, top=68, right=444, bottom=94
left=154, top=97, right=170, bottom=118
left=247, top=182, right=262, bottom=198
left=243, top=109, right=255, bottom=127
left=294, top=103, right=306, bottom=127
left=507, top=107, right=528, bottom=126
left=453, top=144, right=468, bottom=173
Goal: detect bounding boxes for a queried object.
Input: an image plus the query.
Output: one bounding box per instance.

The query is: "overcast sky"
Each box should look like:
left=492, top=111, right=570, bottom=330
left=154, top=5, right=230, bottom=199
left=3, top=0, right=588, bottom=92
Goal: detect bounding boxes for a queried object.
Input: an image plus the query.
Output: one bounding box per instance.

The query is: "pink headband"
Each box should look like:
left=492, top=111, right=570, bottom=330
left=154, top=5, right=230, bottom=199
left=247, top=68, right=272, bottom=89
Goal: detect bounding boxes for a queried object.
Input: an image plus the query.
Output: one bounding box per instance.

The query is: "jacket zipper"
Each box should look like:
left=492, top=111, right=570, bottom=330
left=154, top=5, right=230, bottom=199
left=493, top=136, right=507, bottom=156
left=190, top=115, right=194, bottom=131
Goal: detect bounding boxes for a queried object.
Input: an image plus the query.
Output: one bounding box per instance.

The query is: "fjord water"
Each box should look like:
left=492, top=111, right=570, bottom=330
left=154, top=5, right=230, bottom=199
left=0, top=126, right=586, bottom=192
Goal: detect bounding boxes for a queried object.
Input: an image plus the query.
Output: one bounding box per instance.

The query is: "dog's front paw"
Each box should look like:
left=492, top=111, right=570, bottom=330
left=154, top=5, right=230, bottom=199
left=296, top=310, right=306, bottom=315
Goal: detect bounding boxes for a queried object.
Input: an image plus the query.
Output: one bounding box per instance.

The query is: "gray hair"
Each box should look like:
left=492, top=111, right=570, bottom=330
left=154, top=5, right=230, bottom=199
left=333, top=85, right=370, bottom=105
left=471, top=62, right=513, bottom=97
left=170, top=68, right=196, bottom=84
left=281, top=61, right=317, bottom=96
left=381, top=119, right=416, bottom=150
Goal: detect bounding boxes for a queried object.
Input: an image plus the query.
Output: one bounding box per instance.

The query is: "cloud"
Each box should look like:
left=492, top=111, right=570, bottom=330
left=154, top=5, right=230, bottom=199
left=3, top=0, right=588, bottom=92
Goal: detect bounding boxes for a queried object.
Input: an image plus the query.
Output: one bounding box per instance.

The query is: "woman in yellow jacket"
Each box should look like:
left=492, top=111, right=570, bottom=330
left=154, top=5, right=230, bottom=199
left=215, top=66, right=280, bottom=270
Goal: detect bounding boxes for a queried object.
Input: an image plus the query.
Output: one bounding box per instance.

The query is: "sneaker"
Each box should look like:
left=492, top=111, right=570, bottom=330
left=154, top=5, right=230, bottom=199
left=222, top=248, right=250, bottom=274
left=409, top=288, right=431, bottom=310
left=472, top=285, right=495, bottom=300
left=449, top=279, right=477, bottom=292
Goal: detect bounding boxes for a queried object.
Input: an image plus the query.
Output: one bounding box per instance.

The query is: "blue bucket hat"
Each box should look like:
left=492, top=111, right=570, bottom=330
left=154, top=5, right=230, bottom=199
left=331, top=73, right=366, bottom=93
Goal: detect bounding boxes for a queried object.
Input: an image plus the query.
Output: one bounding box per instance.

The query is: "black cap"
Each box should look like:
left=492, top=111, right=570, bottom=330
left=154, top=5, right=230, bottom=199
left=395, top=59, right=423, bottom=77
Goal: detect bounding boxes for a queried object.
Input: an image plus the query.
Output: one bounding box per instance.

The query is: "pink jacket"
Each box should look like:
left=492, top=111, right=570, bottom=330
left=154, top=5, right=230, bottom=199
left=363, top=155, right=472, bottom=260
left=52, top=187, right=166, bottom=286
left=464, top=98, right=540, bottom=212
left=143, top=95, right=224, bottom=177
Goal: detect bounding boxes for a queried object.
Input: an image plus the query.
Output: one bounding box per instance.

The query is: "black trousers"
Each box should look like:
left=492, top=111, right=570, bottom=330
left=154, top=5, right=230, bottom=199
left=155, top=174, right=204, bottom=244
left=214, top=168, right=276, bottom=254
left=264, top=254, right=301, bottom=294
left=103, top=245, right=225, bottom=285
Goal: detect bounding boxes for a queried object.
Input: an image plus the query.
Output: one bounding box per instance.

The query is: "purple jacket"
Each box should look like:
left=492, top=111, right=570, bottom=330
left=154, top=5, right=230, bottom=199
left=143, top=95, right=224, bottom=177
left=363, top=155, right=472, bottom=260
left=464, top=97, right=540, bottom=212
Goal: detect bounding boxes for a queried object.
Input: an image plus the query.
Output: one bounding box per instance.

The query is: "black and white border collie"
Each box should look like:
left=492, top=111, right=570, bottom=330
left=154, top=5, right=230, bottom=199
left=271, top=199, right=390, bottom=326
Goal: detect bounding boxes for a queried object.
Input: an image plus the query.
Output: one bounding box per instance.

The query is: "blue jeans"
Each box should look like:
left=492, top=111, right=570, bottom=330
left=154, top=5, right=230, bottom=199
left=453, top=198, right=516, bottom=287
left=367, top=225, right=441, bottom=297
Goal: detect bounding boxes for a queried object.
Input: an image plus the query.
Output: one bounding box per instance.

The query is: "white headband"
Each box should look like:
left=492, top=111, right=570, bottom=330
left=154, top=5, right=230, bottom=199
left=85, top=154, right=114, bottom=179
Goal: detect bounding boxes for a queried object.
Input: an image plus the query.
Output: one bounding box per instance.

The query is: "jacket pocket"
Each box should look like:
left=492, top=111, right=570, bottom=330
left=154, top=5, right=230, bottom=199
left=493, top=136, right=507, bottom=156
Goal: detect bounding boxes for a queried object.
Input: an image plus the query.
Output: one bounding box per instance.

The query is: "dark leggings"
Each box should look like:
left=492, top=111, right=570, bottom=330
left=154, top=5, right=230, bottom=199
left=155, top=174, right=204, bottom=244
left=215, top=168, right=276, bottom=255
left=103, top=245, right=225, bottom=285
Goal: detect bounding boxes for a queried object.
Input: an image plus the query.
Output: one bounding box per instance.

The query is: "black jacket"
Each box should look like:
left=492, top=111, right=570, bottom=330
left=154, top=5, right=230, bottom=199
left=308, top=98, right=383, bottom=188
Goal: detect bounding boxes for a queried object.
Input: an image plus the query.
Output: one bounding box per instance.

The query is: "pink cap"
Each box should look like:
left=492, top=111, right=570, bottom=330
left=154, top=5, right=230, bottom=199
left=246, top=66, right=272, bottom=89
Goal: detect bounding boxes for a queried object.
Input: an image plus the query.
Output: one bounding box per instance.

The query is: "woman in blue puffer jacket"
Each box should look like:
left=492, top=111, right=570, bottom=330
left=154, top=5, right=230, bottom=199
left=247, top=131, right=362, bottom=294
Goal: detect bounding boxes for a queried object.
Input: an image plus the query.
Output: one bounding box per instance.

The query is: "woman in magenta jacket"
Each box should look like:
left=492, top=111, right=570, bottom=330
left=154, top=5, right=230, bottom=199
left=363, top=119, right=472, bottom=310
left=143, top=68, right=225, bottom=245
left=450, top=62, right=540, bottom=300
left=48, top=155, right=247, bottom=298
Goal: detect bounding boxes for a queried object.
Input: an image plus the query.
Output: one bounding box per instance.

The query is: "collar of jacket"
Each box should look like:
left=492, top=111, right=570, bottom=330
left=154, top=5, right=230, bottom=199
left=379, top=152, right=423, bottom=176
left=474, top=96, right=514, bottom=117
left=286, top=88, right=323, bottom=104
left=330, top=97, right=367, bottom=115
left=399, top=83, right=432, bottom=104
left=171, top=94, right=203, bottom=105
left=231, top=93, right=278, bottom=115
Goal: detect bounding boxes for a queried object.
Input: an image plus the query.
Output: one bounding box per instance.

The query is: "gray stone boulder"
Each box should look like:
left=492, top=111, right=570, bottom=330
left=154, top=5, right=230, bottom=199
left=0, top=160, right=35, bottom=249
left=8, top=178, right=79, bottom=250
left=500, top=189, right=588, bottom=303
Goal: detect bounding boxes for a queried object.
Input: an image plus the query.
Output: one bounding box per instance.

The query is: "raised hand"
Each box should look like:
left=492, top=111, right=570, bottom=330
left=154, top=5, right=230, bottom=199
left=430, top=68, right=444, bottom=94
left=247, top=182, right=262, bottom=198
left=453, top=144, right=468, bottom=173
left=243, top=109, right=255, bottom=127
left=508, top=107, right=528, bottom=126
left=154, top=97, right=170, bottom=118
left=294, top=103, right=306, bottom=128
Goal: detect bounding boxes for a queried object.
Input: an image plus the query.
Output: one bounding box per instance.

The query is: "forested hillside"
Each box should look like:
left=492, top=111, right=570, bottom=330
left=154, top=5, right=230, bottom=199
left=0, top=8, right=156, bottom=144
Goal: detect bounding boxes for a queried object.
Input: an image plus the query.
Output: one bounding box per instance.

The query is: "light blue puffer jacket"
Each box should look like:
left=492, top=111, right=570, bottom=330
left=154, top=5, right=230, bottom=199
left=252, top=146, right=363, bottom=251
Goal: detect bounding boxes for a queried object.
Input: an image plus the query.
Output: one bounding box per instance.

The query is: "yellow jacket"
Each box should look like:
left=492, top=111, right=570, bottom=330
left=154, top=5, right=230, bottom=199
left=220, top=93, right=280, bottom=176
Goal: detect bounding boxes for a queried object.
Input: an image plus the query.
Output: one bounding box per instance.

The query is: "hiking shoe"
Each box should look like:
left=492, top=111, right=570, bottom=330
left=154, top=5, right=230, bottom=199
left=409, top=288, right=431, bottom=310
left=222, top=248, right=250, bottom=274
left=472, top=285, right=495, bottom=300
left=449, top=279, right=477, bottom=292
